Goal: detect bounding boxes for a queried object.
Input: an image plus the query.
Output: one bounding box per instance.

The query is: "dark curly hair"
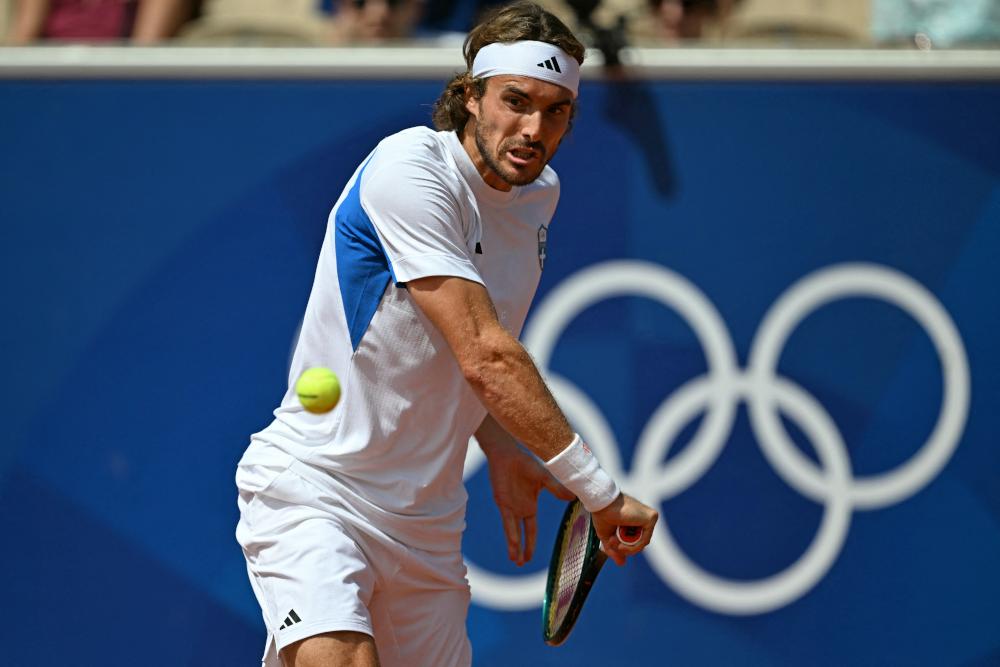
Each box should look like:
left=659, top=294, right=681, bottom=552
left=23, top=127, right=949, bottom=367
left=432, top=1, right=585, bottom=134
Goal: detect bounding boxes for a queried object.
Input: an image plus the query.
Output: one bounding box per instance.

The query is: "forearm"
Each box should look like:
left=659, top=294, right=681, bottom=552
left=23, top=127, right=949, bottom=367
left=475, top=413, right=518, bottom=455
left=10, top=0, right=49, bottom=44
left=406, top=275, right=575, bottom=461
left=132, top=0, right=191, bottom=43
left=464, top=330, right=574, bottom=462
left=472, top=358, right=619, bottom=514
left=407, top=275, right=619, bottom=512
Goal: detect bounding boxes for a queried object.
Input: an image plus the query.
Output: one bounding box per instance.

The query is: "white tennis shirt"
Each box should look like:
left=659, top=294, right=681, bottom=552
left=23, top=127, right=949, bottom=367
left=237, top=126, right=560, bottom=552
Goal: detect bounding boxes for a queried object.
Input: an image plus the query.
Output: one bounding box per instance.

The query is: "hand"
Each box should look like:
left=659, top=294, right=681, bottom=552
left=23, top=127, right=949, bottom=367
left=484, top=442, right=574, bottom=566
left=592, top=493, right=658, bottom=566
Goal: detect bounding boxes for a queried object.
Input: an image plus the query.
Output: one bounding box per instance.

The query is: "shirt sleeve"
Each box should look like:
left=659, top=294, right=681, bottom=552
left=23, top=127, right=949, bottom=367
left=360, top=149, right=484, bottom=286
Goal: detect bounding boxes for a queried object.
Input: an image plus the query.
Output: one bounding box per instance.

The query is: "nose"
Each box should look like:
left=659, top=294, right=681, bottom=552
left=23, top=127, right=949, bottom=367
left=519, top=110, right=544, bottom=142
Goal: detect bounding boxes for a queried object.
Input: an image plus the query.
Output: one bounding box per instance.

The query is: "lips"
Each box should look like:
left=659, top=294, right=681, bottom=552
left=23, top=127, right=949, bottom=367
left=507, top=147, right=539, bottom=167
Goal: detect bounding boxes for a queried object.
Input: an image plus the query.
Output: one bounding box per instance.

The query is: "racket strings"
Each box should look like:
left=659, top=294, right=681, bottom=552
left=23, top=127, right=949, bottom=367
left=549, top=511, right=590, bottom=630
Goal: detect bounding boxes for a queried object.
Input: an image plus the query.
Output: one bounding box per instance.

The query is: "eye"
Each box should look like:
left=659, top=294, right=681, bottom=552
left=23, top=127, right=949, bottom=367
left=505, top=96, right=526, bottom=109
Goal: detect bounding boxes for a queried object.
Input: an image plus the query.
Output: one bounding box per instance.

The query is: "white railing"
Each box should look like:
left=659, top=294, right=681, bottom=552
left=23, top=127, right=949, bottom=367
left=1, top=45, right=999, bottom=80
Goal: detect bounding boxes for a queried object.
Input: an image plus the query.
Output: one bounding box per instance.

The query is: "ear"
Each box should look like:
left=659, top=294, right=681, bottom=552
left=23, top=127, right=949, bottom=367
left=464, top=83, right=481, bottom=118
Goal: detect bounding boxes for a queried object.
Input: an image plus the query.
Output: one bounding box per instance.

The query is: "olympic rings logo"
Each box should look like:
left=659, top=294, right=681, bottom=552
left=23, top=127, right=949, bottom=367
left=462, top=261, right=970, bottom=615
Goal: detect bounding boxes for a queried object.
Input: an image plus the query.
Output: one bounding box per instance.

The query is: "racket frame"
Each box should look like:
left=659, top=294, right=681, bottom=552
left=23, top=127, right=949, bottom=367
left=541, top=499, right=609, bottom=646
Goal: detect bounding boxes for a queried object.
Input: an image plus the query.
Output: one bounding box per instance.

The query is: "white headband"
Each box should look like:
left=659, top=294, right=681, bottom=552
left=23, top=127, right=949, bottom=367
left=471, top=40, right=580, bottom=98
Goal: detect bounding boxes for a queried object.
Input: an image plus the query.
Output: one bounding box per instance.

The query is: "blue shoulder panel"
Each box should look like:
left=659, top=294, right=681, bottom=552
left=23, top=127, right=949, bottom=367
left=334, top=165, right=397, bottom=351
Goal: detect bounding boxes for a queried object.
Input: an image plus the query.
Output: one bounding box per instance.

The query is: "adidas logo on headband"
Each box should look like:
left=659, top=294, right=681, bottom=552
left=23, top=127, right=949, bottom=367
left=537, top=57, right=562, bottom=73
left=472, top=40, right=580, bottom=98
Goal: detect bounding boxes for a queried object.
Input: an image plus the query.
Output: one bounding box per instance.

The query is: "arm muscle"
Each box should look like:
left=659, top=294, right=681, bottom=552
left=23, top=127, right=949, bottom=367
left=407, top=275, right=573, bottom=461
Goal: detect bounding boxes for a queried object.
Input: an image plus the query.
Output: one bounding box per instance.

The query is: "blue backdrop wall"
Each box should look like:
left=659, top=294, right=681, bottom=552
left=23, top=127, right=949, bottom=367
left=1, top=77, right=998, bottom=666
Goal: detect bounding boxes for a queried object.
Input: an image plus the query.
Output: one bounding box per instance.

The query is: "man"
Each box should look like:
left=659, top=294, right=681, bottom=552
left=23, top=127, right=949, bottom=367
left=327, top=0, right=424, bottom=43
left=235, top=3, right=659, bottom=665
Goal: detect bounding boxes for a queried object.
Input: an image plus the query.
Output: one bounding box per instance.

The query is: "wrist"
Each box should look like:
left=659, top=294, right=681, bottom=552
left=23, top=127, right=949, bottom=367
left=543, top=434, right=620, bottom=512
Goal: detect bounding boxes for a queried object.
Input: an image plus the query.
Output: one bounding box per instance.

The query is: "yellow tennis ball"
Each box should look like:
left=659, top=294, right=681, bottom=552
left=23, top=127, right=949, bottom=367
left=295, top=367, right=341, bottom=414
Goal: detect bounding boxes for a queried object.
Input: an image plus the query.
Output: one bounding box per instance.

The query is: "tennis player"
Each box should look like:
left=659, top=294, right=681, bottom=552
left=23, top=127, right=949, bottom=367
left=235, top=2, right=658, bottom=665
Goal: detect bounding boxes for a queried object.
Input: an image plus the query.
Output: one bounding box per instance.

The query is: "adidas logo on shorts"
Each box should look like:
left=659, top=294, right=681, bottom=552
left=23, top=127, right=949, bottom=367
left=279, top=609, right=302, bottom=630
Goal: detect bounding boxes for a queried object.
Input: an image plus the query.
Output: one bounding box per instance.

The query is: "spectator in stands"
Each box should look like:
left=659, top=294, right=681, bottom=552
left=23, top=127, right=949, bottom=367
left=180, top=0, right=423, bottom=45
left=180, top=0, right=330, bottom=45
left=720, top=0, right=868, bottom=44
left=530, top=0, right=735, bottom=48
left=641, top=0, right=736, bottom=41
left=327, top=0, right=425, bottom=43
left=7, top=0, right=193, bottom=44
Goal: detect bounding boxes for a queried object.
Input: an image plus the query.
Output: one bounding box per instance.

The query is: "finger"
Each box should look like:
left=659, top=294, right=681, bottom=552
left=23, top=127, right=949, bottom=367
left=501, top=509, right=523, bottom=565
left=635, top=514, right=658, bottom=550
left=617, top=525, right=643, bottom=546
left=615, top=525, right=651, bottom=553
left=625, top=519, right=657, bottom=552
left=603, top=533, right=642, bottom=565
left=604, top=542, right=627, bottom=566
left=639, top=526, right=654, bottom=549
left=524, top=514, right=537, bottom=563
left=594, top=515, right=622, bottom=543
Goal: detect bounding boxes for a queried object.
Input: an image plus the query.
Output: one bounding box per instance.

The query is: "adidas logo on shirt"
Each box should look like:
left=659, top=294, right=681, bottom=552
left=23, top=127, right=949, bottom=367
left=536, top=57, right=562, bottom=73
left=279, top=609, right=302, bottom=630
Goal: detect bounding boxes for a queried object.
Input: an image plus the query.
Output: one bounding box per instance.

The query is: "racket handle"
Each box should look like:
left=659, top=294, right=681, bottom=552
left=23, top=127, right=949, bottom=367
left=616, top=526, right=642, bottom=546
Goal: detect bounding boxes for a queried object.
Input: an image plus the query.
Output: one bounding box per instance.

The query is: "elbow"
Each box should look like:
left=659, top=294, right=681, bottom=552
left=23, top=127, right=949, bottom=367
left=457, top=333, right=518, bottom=397
left=459, top=350, right=502, bottom=394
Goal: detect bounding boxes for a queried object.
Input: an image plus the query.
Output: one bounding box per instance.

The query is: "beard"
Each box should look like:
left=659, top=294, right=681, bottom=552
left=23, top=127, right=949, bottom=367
left=474, top=122, right=550, bottom=187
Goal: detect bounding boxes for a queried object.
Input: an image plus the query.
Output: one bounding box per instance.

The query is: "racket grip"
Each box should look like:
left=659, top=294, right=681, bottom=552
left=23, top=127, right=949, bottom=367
left=616, top=526, right=643, bottom=546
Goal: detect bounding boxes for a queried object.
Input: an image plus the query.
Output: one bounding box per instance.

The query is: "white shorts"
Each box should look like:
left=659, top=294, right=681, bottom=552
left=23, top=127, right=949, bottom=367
left=236, top=461, right=472, bottom=667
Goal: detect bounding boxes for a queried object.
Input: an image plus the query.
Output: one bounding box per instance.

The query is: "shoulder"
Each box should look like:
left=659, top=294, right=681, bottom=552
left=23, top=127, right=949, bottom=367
left=534, top=164, right=560, bottom=194
left=369, top=126, right=450, bottom=169
left=363, top=127, right=458, bottom=191
left=360, top=127, right=461, bottom=214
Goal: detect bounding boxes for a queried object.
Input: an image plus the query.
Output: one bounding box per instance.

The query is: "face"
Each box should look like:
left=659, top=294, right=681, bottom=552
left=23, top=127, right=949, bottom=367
left=655, top=0, right=685, bottom=40
left=462, top=75, right=574, bottom=191
left=337, top=0, right=421, bottom=41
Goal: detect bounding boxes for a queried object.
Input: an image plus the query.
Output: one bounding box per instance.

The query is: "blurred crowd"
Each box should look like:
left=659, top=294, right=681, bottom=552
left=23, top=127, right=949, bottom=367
left=1, top=0, right=998, bottom=49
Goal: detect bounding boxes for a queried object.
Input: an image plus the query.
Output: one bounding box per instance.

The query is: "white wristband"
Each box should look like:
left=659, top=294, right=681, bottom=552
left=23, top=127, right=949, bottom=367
left=544, top=434, right=620, bottom=513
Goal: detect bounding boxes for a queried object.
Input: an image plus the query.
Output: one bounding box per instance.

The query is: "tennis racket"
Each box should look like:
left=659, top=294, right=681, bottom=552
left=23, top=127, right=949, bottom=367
left=541, top=499, right=643, bottom=646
